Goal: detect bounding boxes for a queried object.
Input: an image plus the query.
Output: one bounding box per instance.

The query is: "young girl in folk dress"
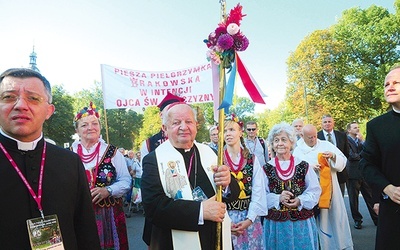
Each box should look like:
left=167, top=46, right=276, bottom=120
left=223, top=114, right=268, bottom=250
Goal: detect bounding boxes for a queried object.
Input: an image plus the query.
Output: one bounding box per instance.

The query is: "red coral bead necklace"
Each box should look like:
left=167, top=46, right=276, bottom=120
left=275, top=155, right=295, bottom=178
left=224, top=148, right=245, bottom=174
left=77, top=142, right=101, bottom=163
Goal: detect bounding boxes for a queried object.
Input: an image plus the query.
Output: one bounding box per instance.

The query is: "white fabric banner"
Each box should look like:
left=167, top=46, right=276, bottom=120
left=100, top=64, right=214, bottom=111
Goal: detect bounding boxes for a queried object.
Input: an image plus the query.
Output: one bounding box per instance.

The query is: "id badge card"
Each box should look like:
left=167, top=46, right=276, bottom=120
left=26, top=214, right=64, bottom=250
left=192, top=186, right=208, bottom=201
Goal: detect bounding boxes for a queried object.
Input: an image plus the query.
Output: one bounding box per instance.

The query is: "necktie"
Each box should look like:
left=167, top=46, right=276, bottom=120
left=327, top=133, right=334, bottom=144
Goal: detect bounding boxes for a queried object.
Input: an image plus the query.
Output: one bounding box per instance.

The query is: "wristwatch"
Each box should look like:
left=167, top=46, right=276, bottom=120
left=106, top=186, right=113, bottom=196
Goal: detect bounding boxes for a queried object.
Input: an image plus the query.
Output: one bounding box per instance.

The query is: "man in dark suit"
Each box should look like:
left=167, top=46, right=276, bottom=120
left=346, top=122, right=378, bottom=229
left=141, top=103, right=239, bottom=250
left=317, top=114, right=349, bottom=196
left=360, top=65, right=400, bottom=249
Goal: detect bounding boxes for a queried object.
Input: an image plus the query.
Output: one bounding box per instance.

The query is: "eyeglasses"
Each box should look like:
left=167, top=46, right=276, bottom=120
left=0, top=93, right=47, bottom=105
left=247, top=128, right=256, bottom=131
left=211, top=134, right=218, bottom=136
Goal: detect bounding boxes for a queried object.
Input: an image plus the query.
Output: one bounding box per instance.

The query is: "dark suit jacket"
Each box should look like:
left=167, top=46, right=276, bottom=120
left=359, top=110, right=400, bottom=248
left=0, top=135, right=100, bottom=250
left=346, top=136, right=363, bottom=179
left=360, top=110, right=400, bottom=192
left=141, top=145, right=239, bottom=250
left=318, top=130, right=349, bottom=183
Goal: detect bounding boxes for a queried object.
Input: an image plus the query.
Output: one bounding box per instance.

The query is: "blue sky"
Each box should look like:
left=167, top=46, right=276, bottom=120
left=0, top=0, right=395, bottom=110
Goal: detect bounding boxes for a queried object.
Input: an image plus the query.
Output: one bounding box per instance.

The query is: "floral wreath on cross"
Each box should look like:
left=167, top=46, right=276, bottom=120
left=204, top=3, right=248, bottom=70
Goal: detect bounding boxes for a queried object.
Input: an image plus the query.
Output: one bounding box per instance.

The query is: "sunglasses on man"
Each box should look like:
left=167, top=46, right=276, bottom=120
left=247, top=128, right=256, bottom=131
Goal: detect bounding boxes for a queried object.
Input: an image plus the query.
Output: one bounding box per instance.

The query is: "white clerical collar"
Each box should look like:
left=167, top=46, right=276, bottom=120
left=393, top=106, right=400, bottom=113
left=0, top=129, right=42, bottom=151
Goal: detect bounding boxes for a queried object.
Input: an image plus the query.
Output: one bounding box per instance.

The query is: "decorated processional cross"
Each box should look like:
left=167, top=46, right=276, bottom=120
left=203, top=1, right=266, bottom=249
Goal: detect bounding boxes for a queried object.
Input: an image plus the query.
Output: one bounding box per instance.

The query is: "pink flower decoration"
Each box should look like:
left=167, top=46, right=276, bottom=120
left=204, top=4, right=248, bottom=70
left=217, top=34, right=234, bottom=50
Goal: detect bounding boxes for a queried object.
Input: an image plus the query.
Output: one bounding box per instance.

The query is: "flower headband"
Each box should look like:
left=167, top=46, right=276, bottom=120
left=225, top=113, right=244, bottom=128
left=74, top=102, right=100, bottom=122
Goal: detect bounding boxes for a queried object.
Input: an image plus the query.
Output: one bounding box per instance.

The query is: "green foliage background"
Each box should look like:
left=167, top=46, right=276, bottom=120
left=43, top=1, right=400, bottom=148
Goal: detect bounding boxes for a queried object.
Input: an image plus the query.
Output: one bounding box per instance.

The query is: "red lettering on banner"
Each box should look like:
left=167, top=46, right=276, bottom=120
left=139, top=89, right=147, bottom=96
left=147, top=65, right=209, bottom=79
left=143, top=97, right=158, bottom=106
left=203, top=93, right=212, bottom=101
left=185, top=94, right=213, bottom=103
left=193, top=66, right=200, bottom=73
left=130, top=78, right=138, bottom=87
left=130, top=75, right=200, bottom=87
left=114, top=68, right=147, bottom=78
left=152, top=87, right=191, bottom=96
left=116, top=99, right=141, bottom=107
left=170, top=79, right=179, bottom=86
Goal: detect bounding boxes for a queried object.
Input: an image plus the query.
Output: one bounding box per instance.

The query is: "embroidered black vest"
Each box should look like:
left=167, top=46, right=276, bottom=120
left=95, top=144, right=120, bottom=207
left=263, top=160, right=314, bottom=221
left=226, top=153, right=254, bottom=211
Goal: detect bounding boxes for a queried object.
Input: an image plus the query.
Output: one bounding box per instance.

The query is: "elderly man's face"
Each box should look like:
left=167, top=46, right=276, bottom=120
left=292, top=120, right=304, bottom=138
left=322, top=117, right=334, bottom=132
left=303, top=130, right=317, bottom=147
left=210, top=129, right=219, bottom=144
left=162, top=104, right=197, bottom=149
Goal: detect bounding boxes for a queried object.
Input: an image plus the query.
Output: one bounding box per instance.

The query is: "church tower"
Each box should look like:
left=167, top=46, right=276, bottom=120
left=29, top=46, right=40, bottom=72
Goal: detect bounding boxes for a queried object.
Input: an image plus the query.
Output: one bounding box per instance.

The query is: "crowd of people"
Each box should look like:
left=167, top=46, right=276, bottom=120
left=3, top=65, right=400, bottom=250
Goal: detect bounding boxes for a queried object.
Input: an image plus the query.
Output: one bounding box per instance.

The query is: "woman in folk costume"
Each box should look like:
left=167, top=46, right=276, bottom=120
left=72, top=102, right=131, bottom=250
left=223, top=114, right=268, bottom=249
left=263, top=123, right=321, bottom=250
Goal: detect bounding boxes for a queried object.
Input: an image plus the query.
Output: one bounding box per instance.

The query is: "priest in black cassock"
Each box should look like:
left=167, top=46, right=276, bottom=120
left=360, top=65, right=400, bottom=249
left=0, top=68, right=100, bottom=250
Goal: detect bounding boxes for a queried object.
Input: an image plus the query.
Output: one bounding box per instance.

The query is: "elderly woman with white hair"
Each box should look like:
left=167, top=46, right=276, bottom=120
left=263, top=122, right=321, bottom=250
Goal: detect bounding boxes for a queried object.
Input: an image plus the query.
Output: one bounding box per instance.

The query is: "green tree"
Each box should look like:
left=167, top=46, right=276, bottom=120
left=106, top=108, right=143, bottom=149
left=136, top=106, right=160, bottom=151
left=43, top=85, right=75, bottom=146
left=287, top=29, right=348, bottom=129
left=73, top=81, right=143, bottom=149
left=197, top=102, right=215, bottom=125
left=286, top=3, right=400, bottom=129
left=229, top=96, right=256, bottom=120
left=333, top=4, right=400, bottom=119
